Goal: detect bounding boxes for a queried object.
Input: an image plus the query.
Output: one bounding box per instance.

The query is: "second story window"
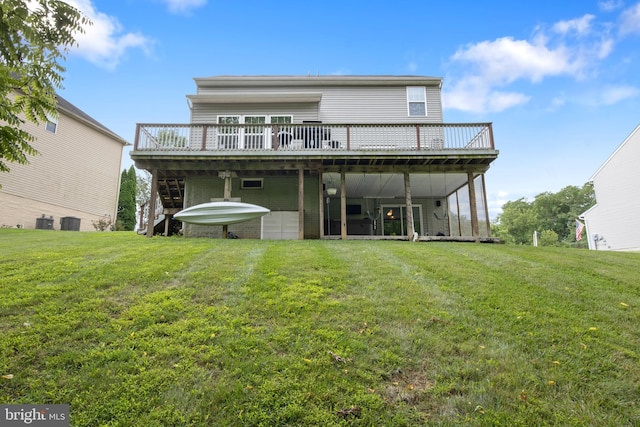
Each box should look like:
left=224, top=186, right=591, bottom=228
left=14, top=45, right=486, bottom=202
left=45, top=113, right=58, bottom=133
left=407, top=87, right=427, bottom=117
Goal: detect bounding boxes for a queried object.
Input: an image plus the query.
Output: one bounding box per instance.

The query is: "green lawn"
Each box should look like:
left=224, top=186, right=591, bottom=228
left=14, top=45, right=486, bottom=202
left=1, top=229, right=640, bottom=426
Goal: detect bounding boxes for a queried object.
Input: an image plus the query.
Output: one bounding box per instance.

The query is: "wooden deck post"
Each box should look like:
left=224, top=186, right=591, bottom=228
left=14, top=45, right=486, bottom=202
left=222, top=170, right=232, bottom=239
left=340, top=172, right=347, bottom=240
left=138, top=201, right=146, bottom=231
left=298, top=167, right=305, bottom=240
left=164, top=213, right=171, bottom=236
left=404, top=172, right=415, bottom=240
left=134, top=124, right=140, bottom=150
left=200, top=126, right=208, bottom=151
left=467, top=171, right=480, bottom=242
left=482, top=174, right=491, bottom=237
left=319, top=172, right=325, bottom=238
left=146, top=169, right=158, bottom=238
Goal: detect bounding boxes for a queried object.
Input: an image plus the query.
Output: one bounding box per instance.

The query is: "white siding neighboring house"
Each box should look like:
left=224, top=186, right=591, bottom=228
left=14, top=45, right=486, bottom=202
left=581, top=124, right=640, bottom=251
left=0, top=94, right=128, bottom=231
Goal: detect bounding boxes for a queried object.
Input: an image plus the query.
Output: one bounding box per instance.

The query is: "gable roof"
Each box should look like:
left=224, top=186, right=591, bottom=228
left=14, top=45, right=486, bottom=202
left=56, top=94, right=129, bottom=146
left=588, top=123, right=640, bottom=181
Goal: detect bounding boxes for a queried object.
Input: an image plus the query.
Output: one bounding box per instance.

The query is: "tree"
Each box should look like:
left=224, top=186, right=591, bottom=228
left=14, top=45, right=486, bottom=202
left=492, top=183, right=595, bottom=246
left=0, top=0, right=89, bottom=174
left=136, top=169, right=152, bottom=227
left=117, top=166, right=137, bottom=231
left=492, top=198, right=540, bottom=245
left=532, top=184, right=595, bottom=242
left=136, top=169, right=151, bottom=207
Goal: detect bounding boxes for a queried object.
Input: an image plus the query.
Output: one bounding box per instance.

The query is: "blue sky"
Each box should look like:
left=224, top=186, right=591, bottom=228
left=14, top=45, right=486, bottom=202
left=58, top=0, right=640, bottom=218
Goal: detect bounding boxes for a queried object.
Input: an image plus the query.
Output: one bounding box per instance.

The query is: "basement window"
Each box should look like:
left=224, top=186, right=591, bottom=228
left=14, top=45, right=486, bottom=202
left=241, top=178, right=263, bottom=190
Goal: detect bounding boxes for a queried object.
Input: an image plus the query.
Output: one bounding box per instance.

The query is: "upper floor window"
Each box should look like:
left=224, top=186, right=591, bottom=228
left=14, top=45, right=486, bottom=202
left=45, top=113, right=58, bottom=133
left=407, top=87, right=427, bottom=117
left=270, top=116, right=292, bottom=124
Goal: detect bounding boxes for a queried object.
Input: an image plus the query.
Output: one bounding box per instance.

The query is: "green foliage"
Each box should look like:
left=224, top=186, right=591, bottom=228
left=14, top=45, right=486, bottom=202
left=493, top=183, right=595, bottom=245
left=91, top=215, right=113, bottom=231
left=1, top=230, right=640, bottom=426
left=539, top=229, right=559, bottom=246
left=136, top=169, right=151, bottom=206
left=0, top=0, right=90, bottom=173
left=492, top=198, right=539, bottom=244
left=117, top=166, right=137, bottom=231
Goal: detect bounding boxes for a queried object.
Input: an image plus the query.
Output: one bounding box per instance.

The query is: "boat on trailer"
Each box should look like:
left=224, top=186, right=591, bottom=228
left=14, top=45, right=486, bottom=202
left=174, top=201, right=270, bottom=226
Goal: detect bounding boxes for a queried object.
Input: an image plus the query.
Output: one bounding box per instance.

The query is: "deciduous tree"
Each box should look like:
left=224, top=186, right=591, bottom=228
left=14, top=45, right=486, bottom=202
left=0, top=0, right=89, bottom=174
left=492, top=183, right=595, bottom=246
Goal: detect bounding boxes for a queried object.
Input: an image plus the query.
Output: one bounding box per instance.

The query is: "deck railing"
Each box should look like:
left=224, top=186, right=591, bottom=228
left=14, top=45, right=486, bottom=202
left=134, top=123, right=494, bottom=152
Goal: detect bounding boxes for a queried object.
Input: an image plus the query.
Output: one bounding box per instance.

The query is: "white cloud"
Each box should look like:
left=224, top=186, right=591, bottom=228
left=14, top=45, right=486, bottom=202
left=599, top=0, right=624, bottom=12
left=548, top=95, right=566, bottom=111
left=600, top=85, right=640, bottom=104
left=619, top=2, right=640, bottom=34
left=451, top=36, right=584, bottom=85
left=443, top=76, right=531, bottom=113
left=65, top=0, right=153, bottom=69
left=443, top=15, right=616, bottom=113
left=487, top=191, right=512, bottom=219
left=160, top=0, right=207, bottom=14
left=552, top=14, right=595, bottom=36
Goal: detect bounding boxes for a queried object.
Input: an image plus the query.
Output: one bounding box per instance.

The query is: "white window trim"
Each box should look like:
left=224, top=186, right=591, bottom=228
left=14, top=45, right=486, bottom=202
left=45, top=113, right=58, bottom=133
left=406, top=86, right=427, bottom=117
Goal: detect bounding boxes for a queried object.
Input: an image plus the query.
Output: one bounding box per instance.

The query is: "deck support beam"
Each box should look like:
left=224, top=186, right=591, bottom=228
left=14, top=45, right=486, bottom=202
left=404, top=172, right=415, bottom=240
left=319, top=172, right=325, bottom=238
left=222, top=170, right=232, bottom=238
left=164, top=214, right=172, bottom=236
left=340, top=172, right=347, bottom=240
left=298, top=168, right=305, bottom=240
left=467, top=171, right=480, bottom=242
left=146, top=169, right=158, bottom=238
left=482, top=174, right=491, bottom=237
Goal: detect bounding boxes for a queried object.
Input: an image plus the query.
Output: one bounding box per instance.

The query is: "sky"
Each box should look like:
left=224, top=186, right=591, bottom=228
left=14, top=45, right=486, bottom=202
left=55, top=0, right=640, bottom=218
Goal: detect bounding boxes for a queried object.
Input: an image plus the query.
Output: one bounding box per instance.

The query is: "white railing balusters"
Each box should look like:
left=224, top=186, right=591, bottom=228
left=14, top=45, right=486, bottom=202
left=135, top=123, right=494, bottom=152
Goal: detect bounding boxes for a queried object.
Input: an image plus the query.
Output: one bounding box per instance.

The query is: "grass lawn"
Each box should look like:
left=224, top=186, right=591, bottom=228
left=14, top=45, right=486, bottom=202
left=1, top=229, right=640, bottom=426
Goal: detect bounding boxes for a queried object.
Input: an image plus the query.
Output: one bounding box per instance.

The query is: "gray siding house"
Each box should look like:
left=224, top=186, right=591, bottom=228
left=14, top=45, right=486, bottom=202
left=581, top=123, right=640, bottom=251
left=131, top=75, right=498, bottom=240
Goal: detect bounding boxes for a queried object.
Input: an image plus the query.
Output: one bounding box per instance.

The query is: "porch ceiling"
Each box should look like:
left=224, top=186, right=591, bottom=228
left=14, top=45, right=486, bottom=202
left=323, top=172, right=469, bottom=199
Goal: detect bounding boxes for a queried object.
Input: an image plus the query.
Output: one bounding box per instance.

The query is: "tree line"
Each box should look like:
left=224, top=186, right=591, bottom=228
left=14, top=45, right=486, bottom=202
left=491, top=183, right=595, bottom=247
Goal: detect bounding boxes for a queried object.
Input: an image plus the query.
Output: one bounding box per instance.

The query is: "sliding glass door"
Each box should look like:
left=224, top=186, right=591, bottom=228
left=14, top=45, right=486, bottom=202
left=381, top=205, right=422, bottom=236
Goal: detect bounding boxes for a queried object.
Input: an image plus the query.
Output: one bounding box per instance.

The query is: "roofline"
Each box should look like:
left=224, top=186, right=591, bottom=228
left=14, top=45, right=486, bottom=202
left=193, top=75, right=443, bottom=89
left=588, top=122, right=640, bottom=181
left=56, top=95, right=129, bottom=146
